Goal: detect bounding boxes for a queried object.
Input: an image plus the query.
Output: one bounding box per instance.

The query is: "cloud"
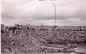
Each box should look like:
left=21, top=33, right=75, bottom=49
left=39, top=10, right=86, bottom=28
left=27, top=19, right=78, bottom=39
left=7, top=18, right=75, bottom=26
left=1, top=0, right=86, bottom=26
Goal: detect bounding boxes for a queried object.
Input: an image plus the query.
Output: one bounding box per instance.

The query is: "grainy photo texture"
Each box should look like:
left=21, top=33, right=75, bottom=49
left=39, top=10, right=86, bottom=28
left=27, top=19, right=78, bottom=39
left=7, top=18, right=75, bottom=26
left=1, top=0, right=86, bottom=54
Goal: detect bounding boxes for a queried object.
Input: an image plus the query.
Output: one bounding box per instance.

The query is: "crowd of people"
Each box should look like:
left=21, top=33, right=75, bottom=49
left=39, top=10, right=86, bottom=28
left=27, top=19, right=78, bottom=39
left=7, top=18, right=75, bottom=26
left=1, top=24, right=86, bottom=53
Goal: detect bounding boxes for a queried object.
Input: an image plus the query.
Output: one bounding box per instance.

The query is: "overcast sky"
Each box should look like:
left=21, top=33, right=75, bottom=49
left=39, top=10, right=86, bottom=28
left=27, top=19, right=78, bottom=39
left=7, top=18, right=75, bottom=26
left=1, top=0, right=86, bottom=26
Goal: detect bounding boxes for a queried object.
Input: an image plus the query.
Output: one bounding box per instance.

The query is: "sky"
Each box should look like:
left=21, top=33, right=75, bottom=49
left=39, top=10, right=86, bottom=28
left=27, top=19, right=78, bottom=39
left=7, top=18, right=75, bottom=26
left=1, top=0, right=86, bottom=26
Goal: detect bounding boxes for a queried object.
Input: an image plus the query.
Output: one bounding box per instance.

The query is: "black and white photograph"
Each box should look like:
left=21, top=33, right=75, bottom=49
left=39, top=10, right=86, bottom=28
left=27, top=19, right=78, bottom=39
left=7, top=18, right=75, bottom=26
left=1, top=0, right=86, bottom=54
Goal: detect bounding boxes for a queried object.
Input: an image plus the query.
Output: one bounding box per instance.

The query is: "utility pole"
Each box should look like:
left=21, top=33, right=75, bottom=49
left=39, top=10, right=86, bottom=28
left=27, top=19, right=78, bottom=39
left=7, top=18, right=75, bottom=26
left=38, top=0, right=56, bottom=26
left=19, top=17, right=22, bottom=25
left=53, top=3, right=56, bottom=26
left=19, top=17, right=21, bottom=25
